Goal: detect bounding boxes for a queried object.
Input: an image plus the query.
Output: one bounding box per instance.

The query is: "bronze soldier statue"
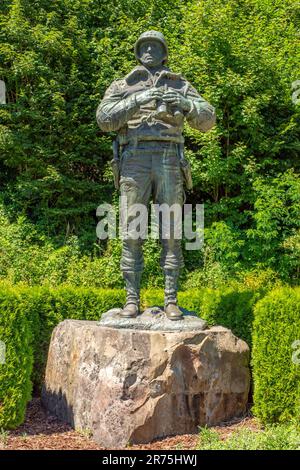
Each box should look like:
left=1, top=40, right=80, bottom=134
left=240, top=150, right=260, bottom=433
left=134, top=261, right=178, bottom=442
left=96, top=31, right=216, bottom=320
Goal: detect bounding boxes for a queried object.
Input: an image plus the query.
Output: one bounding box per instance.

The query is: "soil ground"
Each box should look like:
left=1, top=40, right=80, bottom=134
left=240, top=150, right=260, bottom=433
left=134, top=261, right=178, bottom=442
left=0, top=398, right=259, bottom=450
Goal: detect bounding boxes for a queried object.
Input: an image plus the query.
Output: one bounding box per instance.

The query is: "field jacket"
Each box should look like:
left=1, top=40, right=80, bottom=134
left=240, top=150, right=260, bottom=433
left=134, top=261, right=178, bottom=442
left=96, top=65, right=216, bottom=144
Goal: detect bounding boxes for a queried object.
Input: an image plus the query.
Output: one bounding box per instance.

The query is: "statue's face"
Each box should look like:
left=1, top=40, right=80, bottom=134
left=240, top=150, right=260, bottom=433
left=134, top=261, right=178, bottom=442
left=139, top=40, right=165, bottom=68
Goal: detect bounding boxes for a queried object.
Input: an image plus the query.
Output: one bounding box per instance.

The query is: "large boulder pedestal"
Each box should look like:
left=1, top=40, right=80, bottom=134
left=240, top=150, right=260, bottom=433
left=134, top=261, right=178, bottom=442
left=42, top=308, right=250, bottom=448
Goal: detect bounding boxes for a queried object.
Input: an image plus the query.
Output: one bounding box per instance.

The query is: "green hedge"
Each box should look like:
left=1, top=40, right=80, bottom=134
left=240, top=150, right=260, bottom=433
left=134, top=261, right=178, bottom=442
left=24, top=287, right=126, bottom=389
left=142, top=287, right=261, bottom=347
left=0, top=287, right=38, bottom=428
left=142, top=288, right=206, bottom=314
left=200, top=288, right=264, bottom=347
left=0, top=284, right=258, bottom=428
left=252, top=287, right=300, bottom=423
left=0, top=285, right=126, bottom=426
left=3, top=283, right=297, bottom=430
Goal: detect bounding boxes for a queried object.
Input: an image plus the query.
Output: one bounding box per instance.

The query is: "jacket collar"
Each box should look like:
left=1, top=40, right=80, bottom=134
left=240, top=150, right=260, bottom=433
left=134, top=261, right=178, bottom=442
left=124, top=65, right=170, bottom=87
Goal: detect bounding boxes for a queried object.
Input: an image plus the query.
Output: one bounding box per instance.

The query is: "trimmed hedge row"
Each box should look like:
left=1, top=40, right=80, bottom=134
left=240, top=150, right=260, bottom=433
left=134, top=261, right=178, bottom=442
left=0, top=284, right=258, bottom=428
left=0, top=287, right=38, bottom=428
left=252, top=287, right=300, bottom=424
left=22, top=287, right=126, bottom=389
left=143, top=287, right=263, bottom=347
left=0, top=285, right=126, bottom=427
left=1, top=284, right=299, bottom=428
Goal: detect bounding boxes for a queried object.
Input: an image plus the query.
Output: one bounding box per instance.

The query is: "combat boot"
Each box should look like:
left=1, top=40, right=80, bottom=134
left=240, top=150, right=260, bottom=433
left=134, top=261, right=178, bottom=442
left=120, top=271, right=141, bottom=318
left=121, top=302, right=139, bottom=318
left=164, top=269, right=183, bottom=320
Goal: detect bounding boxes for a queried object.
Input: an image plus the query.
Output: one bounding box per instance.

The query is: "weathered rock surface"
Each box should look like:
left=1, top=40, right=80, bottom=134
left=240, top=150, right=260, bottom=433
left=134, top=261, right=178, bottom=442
left=42, top=319, right=250, bottom=448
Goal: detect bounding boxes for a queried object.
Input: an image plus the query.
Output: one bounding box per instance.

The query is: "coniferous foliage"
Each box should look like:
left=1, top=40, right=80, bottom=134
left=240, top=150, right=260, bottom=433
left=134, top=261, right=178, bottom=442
left=0, top=0, right=299, bottom=284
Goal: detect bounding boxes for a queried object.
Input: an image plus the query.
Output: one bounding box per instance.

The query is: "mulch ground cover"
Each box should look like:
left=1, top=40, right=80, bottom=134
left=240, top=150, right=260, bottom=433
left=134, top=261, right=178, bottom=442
left=0, top=398, right=259, bottom=450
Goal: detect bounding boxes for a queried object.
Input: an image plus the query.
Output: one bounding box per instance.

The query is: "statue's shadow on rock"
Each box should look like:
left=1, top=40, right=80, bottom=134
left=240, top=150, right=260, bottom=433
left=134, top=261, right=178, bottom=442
left=99, top=306, right=208, bottom=331
left=41, top=388, right=75, bottom=430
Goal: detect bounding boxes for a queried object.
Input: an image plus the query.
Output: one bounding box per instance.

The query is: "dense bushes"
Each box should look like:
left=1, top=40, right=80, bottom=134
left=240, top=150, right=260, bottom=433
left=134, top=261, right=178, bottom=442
left=252, top=287, right=300, bottom=424
left=0, top=199, right=287, bottom=290
left=197, top=423, right=300, bottom=450
left=143, top=286, right=262, bottom=346
left=0, top=0, right=299, bottom=284
left=0, top=283, right=258, bottom=428
left=23, top=286, right=126, bottom=388
left=0, top=285, right=38, bottom=428
left=1, top=284, right=299, bottom=428
left=0, top=284, right=127, bottom=426
left=200, top=287, right=264, bottom=347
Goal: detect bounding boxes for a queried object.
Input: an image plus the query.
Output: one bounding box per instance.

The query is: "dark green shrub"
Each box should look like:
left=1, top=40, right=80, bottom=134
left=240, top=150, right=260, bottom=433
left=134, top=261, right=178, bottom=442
left=27, top=287, right=125, bottom=389
left=141, top=289, right=165, bottom=309
left=200, top=287, right=264, bottom=346
left=142, top=286, right=260, bottom=346
left=3, top=284, right=292, bottom=429
left=252, top=287, right=300, bottom=423
left=1, top=0, right=299, bottom=284
left=0, top=285, right=38, bottom=428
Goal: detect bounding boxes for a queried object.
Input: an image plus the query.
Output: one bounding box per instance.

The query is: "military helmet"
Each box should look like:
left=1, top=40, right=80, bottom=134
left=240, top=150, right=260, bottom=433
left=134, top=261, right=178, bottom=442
left=134, top=30, right=168, bottom=64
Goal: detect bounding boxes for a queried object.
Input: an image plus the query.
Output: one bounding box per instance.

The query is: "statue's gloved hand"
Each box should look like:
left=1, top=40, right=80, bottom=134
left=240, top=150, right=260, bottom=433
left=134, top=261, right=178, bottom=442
left=135, top=87, right=164, bottom=106
left=162, top=89, right=192, bottom=112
